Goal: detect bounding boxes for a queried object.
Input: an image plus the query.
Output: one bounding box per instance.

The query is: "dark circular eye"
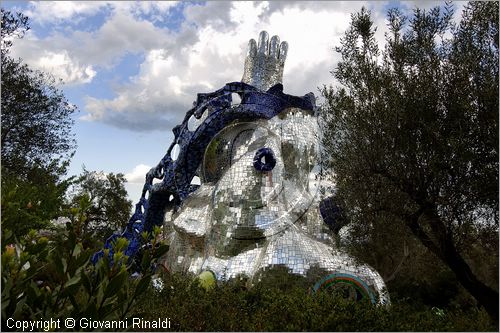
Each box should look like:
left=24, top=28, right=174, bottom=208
left=253, top=147, right=276, bottom=172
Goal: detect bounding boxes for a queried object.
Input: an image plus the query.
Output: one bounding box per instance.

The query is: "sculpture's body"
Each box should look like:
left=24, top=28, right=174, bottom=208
left=94, top=31, right=389, bottom=304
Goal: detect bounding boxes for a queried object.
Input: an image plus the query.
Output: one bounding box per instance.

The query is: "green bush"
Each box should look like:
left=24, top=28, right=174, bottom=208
left=1, top=165, right=71, bottom=241
left=2, top=222, right=495, bottom=332
left=136, top=268, right=497, bottom=332
left=1, top=222, right=168, bottom=331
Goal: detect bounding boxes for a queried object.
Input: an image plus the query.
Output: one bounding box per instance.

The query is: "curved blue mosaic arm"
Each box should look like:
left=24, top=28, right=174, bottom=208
left=92, top=82, right=315, bottom=263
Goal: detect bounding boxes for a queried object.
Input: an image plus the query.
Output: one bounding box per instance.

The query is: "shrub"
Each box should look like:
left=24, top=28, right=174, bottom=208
left=1, top=222, right=168, bottom=331
left=136, top=268, right=497, bottom=331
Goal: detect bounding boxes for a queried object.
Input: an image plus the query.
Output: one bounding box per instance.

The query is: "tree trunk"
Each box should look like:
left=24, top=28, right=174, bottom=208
left=407, top=210, right=499, bottom=322
left=441, top=234, right=499, bottom=322
left=384, top=240, right=409, bottom=283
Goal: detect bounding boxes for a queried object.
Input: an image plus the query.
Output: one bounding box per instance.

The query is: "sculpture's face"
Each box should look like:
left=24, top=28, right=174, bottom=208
left=201, top=108, right=321, bottom=256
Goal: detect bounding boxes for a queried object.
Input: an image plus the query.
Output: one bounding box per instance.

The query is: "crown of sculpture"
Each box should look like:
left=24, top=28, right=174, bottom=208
left=241, top=31, right=288, bottom=91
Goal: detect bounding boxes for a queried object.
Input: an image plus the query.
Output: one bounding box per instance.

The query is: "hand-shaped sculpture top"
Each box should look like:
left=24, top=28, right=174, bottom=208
left=241, top=31, right=288, bottom=91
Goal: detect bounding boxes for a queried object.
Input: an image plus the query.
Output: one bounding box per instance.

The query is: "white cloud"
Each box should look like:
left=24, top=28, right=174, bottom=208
left=125, top=164, right=151, bottom=183
left=10, top=1, right=465, bottom=131
left=25, top=1, right=108, bottom=24
left=36, top=50, right=96, bottom=84
left=112, top=1, right=178, bottom=18
left=9, top=1, right=177, bottom=85
left=24, top=1, right=178, bottom=24
left=78, top=1, right=362, bottom=130
left=80, top=46, right=193, bottom=130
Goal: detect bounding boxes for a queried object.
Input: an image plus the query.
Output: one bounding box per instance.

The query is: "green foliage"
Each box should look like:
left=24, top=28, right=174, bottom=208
left=67, top=168, right=132, bottom=239
left=1, top=164, right=72, bottom=241
left=136, top=269, right=496, bottom=331
left=1, top=8, right=77, bottom=240
left=1, top=56, right=77, bottom=176
left=321, top=1, right=498, bottom=320
left=1, top=218, right=168, bottom=331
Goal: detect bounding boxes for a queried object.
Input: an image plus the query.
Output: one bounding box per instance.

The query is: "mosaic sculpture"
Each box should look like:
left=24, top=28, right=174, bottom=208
left=94, top=31, right=390, bottom=305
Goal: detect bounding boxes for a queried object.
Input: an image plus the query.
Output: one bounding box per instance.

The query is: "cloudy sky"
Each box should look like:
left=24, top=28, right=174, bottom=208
left=3, top=0, right=461, bottom=202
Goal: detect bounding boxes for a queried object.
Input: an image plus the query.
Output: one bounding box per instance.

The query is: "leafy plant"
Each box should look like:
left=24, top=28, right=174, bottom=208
left=67, top=168, right=132, bottom=240
left=1, top=215, right=168, bottom=330
left=135, top=268, right=496, bottom=331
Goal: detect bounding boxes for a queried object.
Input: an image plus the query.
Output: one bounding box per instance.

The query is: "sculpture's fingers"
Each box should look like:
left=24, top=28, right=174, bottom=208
left=247, top=38, right=257, bottom=58
left=257, top=31, right=269, bottom=54
left=279, top=41, right=288, bottom=61
left=269, top=35, right=280, bottom=58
